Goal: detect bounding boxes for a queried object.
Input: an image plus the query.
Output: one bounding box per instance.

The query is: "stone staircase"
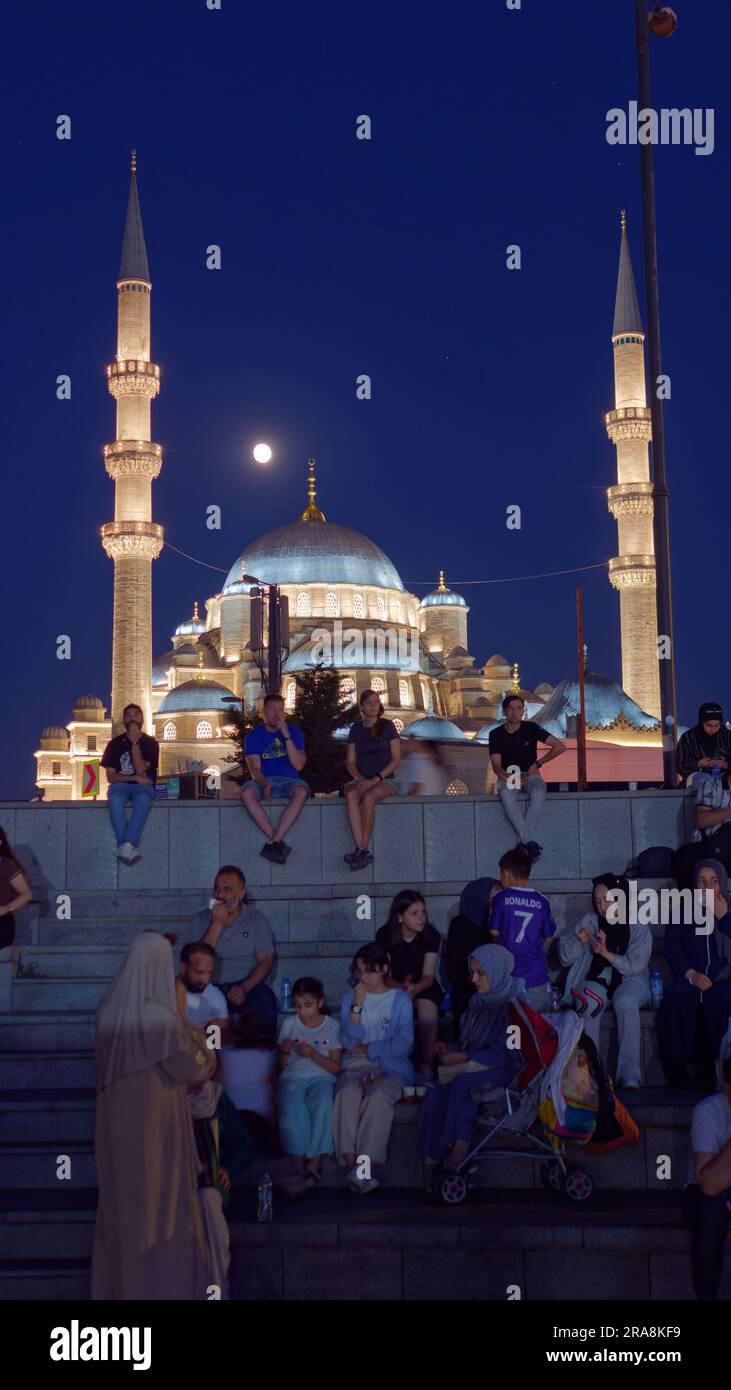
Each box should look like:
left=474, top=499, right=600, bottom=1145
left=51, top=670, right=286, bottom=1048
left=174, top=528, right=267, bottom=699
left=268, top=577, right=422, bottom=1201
left=0, top=790, right=718, bottom=1300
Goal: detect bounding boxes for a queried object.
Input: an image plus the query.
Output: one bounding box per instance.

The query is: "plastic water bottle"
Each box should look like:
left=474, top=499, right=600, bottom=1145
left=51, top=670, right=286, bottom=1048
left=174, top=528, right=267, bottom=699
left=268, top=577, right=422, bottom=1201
left=650, top=970, right=664, bottom=1011
left=280, top=976, right=293, bottom=1013
left=257, top=1173, right=273, bottom=1222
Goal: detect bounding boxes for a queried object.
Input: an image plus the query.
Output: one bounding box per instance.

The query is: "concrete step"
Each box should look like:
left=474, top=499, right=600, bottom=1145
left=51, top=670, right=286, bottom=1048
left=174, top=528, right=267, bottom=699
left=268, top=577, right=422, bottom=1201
left=37, top=919, right=193, bottom=946
left=0, top=1052, right=96, bottom=1088
left=0, top=1263, right=90, bottom=1300
left=0, top=1012, right=96, bottom=1053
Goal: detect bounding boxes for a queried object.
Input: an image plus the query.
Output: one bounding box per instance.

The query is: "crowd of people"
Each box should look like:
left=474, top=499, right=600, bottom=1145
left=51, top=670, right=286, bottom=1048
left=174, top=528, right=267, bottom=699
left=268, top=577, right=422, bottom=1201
left=11, top=688, right=731, bottom=1299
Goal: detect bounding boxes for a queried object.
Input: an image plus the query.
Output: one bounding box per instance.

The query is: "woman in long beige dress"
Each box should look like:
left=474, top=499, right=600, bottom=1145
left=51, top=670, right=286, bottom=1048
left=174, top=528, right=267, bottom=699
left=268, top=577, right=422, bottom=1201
left=91, top=932, right=218, bottom=1300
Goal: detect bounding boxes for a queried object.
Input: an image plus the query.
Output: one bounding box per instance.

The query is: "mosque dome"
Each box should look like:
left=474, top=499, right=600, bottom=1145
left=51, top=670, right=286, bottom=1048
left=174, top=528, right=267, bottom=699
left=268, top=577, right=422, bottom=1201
left=40, top=725, right=70, bottom=744
left=404, top=716, right=468, bottom=742
left=152, top=649, right=176, bottom=686
left=158, top=679, right=237, bottom=714
left=420, top=571, right=466, bottom=609
left=73, top=695, right=104, bottom=710
left=174, top=602, right=206, bottom=637
left=71, top=695, right=106, bottom=722
left=222, top=459, right=403, bottom=593
left=536, top=670, right=659, bottom=737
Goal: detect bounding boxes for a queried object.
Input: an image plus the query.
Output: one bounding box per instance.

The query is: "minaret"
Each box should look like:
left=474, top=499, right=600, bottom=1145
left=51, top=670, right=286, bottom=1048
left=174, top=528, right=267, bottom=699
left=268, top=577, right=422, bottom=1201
left=605, top=211, right=660, bottom=718
left=101, top=152, right=163, bottom=732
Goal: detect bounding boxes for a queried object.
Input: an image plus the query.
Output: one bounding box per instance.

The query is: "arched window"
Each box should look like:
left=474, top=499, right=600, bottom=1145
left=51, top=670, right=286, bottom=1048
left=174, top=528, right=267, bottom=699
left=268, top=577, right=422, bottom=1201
left=163, top=720, right=177, bottom=741
left=284, top=680, right=296, bottom=712
left=376, top=595, right=386, bottom=620
left=371, top=675, right=386, bottom=694
left=324, top=591, right=339, bottom=617
left=392, top=718, right=405, bottom=734
left=420, top=680, right=432, bottom=712
left=196, top=720, right=213, bottom=740
left=296, top=592, right=311, bottom=617
left=353, top=593, right=365, bottom=619
left=340, top=676, right=356, bottom=703
left=399, top=679, right=411, bottom=706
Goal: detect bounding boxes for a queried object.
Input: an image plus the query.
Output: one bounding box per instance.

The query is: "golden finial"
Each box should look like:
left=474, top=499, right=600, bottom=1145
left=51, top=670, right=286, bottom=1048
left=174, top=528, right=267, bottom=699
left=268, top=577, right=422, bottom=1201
left=130, top=148, right=137, bottom=174
left=512, top=661, right=520, bottom=692
left=193, top=601, right=199, bottom=621
left=195, top=649, right=205, bottom=678
left=437, top=570, right=447, bottom=592
left=301, top=457, right=326, bottom=523
left=620, top=208, right=627, bottom=234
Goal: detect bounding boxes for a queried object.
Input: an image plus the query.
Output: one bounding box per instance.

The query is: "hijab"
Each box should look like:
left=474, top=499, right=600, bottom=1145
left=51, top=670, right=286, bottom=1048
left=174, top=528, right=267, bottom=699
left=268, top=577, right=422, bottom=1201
left=693, top=857, right=729, bottom=901
left=459, top=943, right=522, bottom=1052
left=592, top=872, right=631, bottom=956
left=96, top=932, right=194, bottom=1092
left=459, top=878, right=498, bottom=929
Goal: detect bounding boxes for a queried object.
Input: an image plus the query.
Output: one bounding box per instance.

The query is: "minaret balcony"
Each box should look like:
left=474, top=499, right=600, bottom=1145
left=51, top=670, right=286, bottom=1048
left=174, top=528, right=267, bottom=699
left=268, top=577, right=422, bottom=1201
left=104, top=439, right=163, bottom=481
left=101, top=520, right=164, bottom=562
left=106, top=359, right=160, bottom=400
left=608, top=554, right=656, bottom=590
left=605, top=405, right=651, bottom=444
left=607, top=482, right=654, bottom=519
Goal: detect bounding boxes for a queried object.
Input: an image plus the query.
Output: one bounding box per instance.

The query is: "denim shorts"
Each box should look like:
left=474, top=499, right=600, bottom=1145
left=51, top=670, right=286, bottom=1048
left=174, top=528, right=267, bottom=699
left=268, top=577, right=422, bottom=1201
left=247, top=776, right=311, bottom=801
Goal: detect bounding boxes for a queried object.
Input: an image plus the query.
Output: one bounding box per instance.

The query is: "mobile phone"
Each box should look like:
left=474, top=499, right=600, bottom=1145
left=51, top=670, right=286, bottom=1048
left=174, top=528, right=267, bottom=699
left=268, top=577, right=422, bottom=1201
left=209, top=897, right=221, bottom=910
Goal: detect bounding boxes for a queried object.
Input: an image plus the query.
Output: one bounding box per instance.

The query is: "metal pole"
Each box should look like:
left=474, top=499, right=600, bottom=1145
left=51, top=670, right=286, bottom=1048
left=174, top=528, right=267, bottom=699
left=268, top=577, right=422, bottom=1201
left=635, top=0, right=678, bottom=786
left=267, top=584, right=281, bottom=696
left=576, top=586, right=587, bottom=792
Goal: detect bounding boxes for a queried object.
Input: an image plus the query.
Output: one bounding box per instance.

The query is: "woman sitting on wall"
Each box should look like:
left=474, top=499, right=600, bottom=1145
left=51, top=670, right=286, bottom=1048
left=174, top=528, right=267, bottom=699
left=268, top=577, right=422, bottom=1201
left=657, top=859, right=731, bottom=1089
left=344, top=690, right=401, bottom=871
left=375, top=890, right=443, bottom=1089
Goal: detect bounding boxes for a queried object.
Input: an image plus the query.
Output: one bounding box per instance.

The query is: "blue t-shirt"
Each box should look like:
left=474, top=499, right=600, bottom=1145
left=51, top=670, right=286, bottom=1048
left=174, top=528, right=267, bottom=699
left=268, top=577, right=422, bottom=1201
left=491, top=887, right=556, bottom=988
left=245, top=722, right=305, bottom=779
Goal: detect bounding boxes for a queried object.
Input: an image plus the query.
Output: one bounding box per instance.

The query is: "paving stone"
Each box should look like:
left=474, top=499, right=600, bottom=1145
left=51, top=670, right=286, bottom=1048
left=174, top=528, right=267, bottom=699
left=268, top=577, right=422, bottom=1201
left=283, top=1245, right=402, bottom=1299
left=525, top=1250, right=650, bottom=1300
left=403, top=1246, right=523, bottom=1300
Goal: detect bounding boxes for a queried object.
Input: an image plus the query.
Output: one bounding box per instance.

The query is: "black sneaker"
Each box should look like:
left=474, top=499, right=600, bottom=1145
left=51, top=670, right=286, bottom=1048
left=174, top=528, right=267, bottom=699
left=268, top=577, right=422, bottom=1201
left=344, top=850, right=359, bottom=865
left=276, top=841, right=292, bottom=862
left=526, top=841, right=543, bottom=863
left=261, top=842, right=282, bottom=863
left=349, top=849, right=374, bottom=871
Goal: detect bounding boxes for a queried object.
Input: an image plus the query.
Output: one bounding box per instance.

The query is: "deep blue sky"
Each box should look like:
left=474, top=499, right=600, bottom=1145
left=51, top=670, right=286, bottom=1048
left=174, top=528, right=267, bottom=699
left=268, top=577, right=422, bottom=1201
left=2, top=1, right=728, bottom=798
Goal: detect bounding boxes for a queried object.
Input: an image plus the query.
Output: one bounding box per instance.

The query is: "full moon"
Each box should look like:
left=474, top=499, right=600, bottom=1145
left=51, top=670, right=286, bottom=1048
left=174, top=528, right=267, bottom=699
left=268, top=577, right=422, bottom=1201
left=253, top=442, right=272, bottom=464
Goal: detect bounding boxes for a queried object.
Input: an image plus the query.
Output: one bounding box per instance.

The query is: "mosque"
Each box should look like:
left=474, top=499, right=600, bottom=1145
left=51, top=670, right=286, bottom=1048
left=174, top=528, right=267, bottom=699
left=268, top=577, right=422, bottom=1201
left=34, top=160, right=663, bottom=801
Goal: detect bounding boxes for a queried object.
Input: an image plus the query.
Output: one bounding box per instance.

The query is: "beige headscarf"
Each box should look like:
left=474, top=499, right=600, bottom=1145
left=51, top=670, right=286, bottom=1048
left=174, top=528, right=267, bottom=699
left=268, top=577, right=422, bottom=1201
left=96, top=932, right=194, bottom=1093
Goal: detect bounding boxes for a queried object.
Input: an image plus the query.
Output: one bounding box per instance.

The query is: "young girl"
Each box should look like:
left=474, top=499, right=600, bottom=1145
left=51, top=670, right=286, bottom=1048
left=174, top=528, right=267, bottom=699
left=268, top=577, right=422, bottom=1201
left=375, top=890, right=443, bottom=1089
left=334, top=943, right=414, bottom=1193
left=344, top=690, right=401, bottom=870
left=277, top=977, right=342, bottom=1186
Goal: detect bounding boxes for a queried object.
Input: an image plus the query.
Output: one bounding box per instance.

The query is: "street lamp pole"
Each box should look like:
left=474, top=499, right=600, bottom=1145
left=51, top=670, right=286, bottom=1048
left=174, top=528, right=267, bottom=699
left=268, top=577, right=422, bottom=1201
left=634, top=0, right=678, bottom=786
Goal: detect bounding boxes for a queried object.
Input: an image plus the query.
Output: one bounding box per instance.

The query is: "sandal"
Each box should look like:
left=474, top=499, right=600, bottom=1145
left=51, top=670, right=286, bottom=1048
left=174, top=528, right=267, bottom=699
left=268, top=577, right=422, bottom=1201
left=304, top=1165, right=321, bottom=1187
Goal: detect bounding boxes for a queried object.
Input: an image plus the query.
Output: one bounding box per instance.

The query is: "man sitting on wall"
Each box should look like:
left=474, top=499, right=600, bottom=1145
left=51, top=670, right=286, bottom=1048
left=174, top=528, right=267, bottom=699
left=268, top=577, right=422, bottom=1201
left=488, top=695, right=565, bottom=864
left=101, top=703, right=159, bottom=866
left=240, top=693, right=310, bottom=865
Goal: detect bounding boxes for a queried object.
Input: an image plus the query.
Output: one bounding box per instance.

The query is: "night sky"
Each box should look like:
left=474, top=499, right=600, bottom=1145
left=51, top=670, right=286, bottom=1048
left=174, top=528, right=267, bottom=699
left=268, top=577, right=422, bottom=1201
left=3, top=1, right=728, bottom=799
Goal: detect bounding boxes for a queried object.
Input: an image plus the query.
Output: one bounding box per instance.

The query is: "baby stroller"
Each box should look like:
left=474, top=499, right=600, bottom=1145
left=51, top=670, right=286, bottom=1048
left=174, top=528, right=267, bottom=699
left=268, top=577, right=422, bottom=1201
left=432, top=999, right=595, bottom=1205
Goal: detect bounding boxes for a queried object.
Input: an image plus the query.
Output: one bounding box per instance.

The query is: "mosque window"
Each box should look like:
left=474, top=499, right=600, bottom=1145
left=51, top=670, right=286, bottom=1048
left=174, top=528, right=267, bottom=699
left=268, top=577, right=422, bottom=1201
left=52, top=761, right=61, bottom=777
left=392, top=718, right=405, bottom=734
left=399, top=679, right=412, bottom=706
left=353, top=593, right=365, bottom=619
left=446, top=778, right=469, bottom=796
left=163, top=720, right=177, bottom=741
left=340, top=677, right=356, bottom=703
left=284, top=680, right=296, bottom=712
left=196, top=720, right=213, bottom=740
left=324, top=592, right=339, bottom=617
left=377, top=595, right=386, bottom=620
left=296, top=592, right=311, bottom=617
left=420, top=680, right=432, bottom=712
left=87, top=736, right=97, bottom=751
left=371, top=675, right=386, bottom=694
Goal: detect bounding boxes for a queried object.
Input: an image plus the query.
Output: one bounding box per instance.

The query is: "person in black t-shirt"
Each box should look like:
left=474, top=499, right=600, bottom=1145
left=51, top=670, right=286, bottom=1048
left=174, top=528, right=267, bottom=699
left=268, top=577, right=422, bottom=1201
left=101, top=704, right=159, bottom=866
left=376, top=889, right=442, bottom=1087
left=488, top=695, right=565, bottom=863
left=344, top=690, right=401, bottom=871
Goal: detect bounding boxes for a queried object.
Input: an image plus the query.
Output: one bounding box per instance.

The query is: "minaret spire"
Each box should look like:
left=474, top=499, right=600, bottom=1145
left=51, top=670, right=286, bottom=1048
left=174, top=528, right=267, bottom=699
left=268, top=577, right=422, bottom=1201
left=605, top=212, right=660, bottom=718
left=101, top=154, right=163, bottom=732
left=119, top=149, right=150, bottom=283
left=301, top=457, right=326, bottom=523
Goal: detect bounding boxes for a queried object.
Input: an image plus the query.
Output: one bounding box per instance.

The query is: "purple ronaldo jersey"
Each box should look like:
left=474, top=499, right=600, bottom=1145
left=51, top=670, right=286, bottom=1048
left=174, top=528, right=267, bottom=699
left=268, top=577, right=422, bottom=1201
left=490, top=887, right=556, bottom=988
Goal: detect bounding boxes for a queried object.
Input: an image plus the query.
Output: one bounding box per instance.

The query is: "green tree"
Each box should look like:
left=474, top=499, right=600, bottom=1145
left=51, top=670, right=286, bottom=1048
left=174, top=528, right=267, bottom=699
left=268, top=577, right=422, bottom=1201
left=292, top=666, right=357, bottom=793
left=222, top=706, right=263, bottom=784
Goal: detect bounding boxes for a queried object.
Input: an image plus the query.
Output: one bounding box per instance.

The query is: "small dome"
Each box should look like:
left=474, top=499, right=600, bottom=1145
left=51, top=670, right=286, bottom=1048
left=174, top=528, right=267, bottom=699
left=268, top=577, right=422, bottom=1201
left=40, top=725, right=69, bottom=742
left=158, top=679, right=237, bottom=715
left=175, top=602, right=206, bottom=637
left=537, top=670, right=659, bottom=737
left=403, top=716, right=468, bottom=742
left=420, top=571, right=466, bottom=609
left=474, top=721, right=501, bottom=743
left=152, top=649, right=176, bottom=686
left=484, top=654, right=510, bottom=669
left=73, top=695, right=104, bottom=709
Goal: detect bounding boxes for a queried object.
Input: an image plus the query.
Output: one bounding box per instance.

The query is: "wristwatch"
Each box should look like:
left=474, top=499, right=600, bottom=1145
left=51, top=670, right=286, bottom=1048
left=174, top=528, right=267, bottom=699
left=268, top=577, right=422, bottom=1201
left=351, top=1002, right=363, bottom=1014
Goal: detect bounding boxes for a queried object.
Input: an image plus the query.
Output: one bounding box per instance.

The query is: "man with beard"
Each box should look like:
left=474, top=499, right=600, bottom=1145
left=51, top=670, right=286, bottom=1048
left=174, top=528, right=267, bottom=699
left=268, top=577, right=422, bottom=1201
left=101, top=703, right=159, bottom=865
left=178, top=941, right=229, bottom=1035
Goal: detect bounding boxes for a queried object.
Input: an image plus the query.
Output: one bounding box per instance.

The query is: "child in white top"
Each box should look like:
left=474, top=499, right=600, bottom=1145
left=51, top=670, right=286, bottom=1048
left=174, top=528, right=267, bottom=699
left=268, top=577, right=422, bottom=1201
left=277, top=976, right=342, bottom=1186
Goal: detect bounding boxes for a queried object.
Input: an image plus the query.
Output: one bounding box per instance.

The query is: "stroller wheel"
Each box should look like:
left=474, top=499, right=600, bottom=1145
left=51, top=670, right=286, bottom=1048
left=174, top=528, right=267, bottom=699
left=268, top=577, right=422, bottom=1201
left=564, top=1167, right=593, bottom=1202
left=540, top=1160, right=564, bottom=1193
left=433, top=1166, right=469, bottom=1205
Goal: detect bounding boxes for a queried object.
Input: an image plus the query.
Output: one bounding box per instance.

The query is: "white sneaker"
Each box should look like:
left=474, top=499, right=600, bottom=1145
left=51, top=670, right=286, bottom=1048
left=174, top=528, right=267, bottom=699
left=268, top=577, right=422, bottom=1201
left=117, top=842, right=140, bottom=865
left=347, top=1172, right=379, bottom=1195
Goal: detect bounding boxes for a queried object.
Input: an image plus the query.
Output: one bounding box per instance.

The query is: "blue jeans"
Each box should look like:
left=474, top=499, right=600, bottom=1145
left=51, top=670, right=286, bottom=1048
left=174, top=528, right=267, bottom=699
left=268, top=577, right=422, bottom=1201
left=246, top=777, right=311, bottom=802
left=107, top=783, right=154, bottom=847
left=278, top=1073, right=336, bottom=1158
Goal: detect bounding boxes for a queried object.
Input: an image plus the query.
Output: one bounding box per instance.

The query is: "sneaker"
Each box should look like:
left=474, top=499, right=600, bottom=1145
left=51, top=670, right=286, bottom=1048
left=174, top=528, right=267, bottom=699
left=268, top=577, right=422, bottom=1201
left=349, top=849, right=374, bottom=871
left=117, top=842, right=140, bottom=865
left=275, top=841, right=292, bottom=862
left=403, top=1086, right=417, bottom=1104
left=346, top=1172, right=380, bottom=1195
left=343, top=850, right=359, bottom=865
left=526, top=840, right=543, bottom=864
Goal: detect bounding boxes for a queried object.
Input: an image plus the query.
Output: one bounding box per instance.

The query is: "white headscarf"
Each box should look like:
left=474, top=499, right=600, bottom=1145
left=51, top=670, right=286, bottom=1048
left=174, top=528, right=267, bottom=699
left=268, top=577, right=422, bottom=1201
left=95, top=932, right=193, bottom=1093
